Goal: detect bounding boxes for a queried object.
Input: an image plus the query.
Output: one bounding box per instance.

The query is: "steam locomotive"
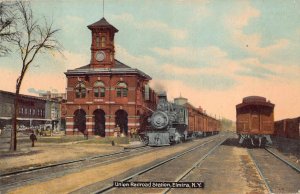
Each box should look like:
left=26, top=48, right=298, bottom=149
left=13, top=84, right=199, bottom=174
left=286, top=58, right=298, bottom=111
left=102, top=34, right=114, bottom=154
left=142, top=91, right=220, bottom=146
left=144, top=92, right=189, bottom=146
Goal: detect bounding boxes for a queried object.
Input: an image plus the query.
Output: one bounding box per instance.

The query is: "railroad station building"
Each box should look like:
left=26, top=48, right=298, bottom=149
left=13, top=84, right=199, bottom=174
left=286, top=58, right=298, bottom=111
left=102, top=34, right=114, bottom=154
left=64, top=18, right=157, bottom=136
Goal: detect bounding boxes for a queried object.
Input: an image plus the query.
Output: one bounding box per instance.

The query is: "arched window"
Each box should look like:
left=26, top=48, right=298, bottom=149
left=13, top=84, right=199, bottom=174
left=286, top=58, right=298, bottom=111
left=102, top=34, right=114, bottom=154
left=75, top=82, right=86, bottom=98
left=116, top=82, right=128, bottom=97
left=94, top=81, right=105, bottom=97
left=96, top=36, right=100, bottom=47
left=101, top=36, right=106, bottom=47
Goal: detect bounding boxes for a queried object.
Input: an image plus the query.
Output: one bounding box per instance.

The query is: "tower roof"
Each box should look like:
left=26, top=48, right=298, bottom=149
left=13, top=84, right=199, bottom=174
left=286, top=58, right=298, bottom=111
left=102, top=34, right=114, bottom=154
left=64, top=59, right=152, bottom=80
left=87, top=17, right=118, bottom=32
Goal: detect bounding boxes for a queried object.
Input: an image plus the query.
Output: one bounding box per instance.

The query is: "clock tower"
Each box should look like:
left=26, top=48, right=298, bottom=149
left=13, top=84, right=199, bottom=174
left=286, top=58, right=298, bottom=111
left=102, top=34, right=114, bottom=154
left=88, top=17, right=118, bottom=68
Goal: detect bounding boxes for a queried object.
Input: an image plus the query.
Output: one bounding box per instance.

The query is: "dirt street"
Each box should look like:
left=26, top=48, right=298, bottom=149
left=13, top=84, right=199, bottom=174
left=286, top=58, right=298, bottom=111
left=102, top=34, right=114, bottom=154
left=0, top=142, right=123, bottom=173
left=6, top=138, right=215, bottom=194
left=171, top=143, right=268, bottom=194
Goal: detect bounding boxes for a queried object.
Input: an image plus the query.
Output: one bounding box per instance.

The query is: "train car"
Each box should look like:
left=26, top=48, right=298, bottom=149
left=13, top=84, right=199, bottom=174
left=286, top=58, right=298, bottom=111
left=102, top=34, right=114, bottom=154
left=274, top=117, right=300, bottom=139
left=236, top=96, right=275, bottom=147
left=175, top=96, right=220, bottom=136
left=143, top=92, right=220, bottom=146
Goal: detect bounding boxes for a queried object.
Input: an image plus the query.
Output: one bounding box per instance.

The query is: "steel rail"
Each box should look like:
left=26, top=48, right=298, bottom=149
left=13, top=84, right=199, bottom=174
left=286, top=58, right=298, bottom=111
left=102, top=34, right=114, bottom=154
left=162, top=137, right=227, bottom=194
left=247, top=149, right=273, bottom=194
left=0, top=146, right=161, bottom=191
left=265, top=147, right=300, bottom=173
left=0, top=145, right=149, bottom=178
left=92, top=137, right=221, bottom=194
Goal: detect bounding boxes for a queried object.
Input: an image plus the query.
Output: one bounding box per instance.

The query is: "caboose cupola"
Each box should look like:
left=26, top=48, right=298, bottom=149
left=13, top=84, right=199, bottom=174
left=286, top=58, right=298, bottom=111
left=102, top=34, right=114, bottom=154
left=88, top=17, right=118, bottom=68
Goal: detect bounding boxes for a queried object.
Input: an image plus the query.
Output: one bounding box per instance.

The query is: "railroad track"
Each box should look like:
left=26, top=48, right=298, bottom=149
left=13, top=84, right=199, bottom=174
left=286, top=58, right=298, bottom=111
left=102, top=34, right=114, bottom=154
left=93, top=136, right=227, bottom=194
left=248, top=148, right=300, bottom=193
left=0, top=145, right=149, bottom=177
left=1, top=136, right=220, bottom=192
left=264, top=147, right=300, bottom=173
left=0, top=145, right=157, bottom=191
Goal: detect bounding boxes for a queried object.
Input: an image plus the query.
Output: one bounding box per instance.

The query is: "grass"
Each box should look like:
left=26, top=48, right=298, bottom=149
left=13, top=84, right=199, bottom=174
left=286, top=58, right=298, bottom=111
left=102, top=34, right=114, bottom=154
left=18, top=134, right=140, bottom=144
left=79, top=136, right=130, bottom=144
left=34, top=135, right=89, bottom=143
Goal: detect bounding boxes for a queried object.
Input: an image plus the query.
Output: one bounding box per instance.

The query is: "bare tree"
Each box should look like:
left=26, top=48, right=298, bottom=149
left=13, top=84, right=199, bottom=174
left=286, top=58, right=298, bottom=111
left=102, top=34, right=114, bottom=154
left=10, top=1, right=61, bottom=151
left=0, top=1, right=17, bottom=56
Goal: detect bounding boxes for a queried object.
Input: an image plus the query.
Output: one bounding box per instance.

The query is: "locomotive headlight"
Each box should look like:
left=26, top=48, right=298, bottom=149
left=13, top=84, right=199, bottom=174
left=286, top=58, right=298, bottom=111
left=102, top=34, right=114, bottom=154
left=150, top=111, right=169, bottom=129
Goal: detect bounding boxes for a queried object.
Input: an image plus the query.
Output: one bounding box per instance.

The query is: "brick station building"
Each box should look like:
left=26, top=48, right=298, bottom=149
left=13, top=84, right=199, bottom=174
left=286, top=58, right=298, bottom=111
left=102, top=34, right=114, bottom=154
left=64, top=18, right=156, bottom=136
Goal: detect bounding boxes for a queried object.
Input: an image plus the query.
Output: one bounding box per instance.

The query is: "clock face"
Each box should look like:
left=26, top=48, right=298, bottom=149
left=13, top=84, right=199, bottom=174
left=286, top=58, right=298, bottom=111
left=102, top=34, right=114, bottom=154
left=95, top=51, right=105, bottom=62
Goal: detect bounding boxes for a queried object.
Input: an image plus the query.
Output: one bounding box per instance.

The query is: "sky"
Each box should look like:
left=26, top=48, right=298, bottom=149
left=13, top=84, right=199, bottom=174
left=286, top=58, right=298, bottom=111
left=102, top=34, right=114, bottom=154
left=1, top=0, right=299, bottom=121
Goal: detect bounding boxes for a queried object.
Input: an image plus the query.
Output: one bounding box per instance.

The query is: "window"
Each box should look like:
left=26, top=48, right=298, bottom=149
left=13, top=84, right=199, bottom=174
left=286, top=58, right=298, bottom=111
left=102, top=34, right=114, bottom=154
left=25, top=108, right=27, bottom=115
left=144, top=84, right=150, bottom=100
left=96, top=36, right=100, bottom=47
left=94, top=81, right=105, bottom=97
left=116, top=82, right=128, bottom=97
left=33, top=109, right=35, bottom=116
left=101, top=36, right=106, bottom=47
left=75, top=82, right=86, bottom=98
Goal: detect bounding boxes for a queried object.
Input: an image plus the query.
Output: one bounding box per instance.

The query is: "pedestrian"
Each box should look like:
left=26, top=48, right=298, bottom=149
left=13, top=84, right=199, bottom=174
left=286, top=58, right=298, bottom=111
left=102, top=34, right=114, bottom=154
left=30, top=132, right=37, bottom=147
left=84, top=130, right=88, bottom=140
left=134, top=128, right=138, bottom=139
left=115, top=125, right=121, bottom=137
left=130, top=128, right=134, bottom=138
left=37, top=127, right=41, bottom=136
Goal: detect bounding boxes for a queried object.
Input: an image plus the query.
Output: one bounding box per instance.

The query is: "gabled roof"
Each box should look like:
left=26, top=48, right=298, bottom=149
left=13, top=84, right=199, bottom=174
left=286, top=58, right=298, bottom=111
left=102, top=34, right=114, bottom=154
left=87, top=17, right=118, bottom=32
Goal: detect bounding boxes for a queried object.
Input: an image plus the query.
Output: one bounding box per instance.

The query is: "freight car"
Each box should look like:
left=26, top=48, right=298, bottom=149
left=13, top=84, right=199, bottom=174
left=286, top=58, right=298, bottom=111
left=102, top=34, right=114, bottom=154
left=143, top=92, right=220, bottom=146
left=174, top=96, right=220, bottom=137
left=236, top=96, right=275, bottom=147
left=274, top=117, right=300, bottom=139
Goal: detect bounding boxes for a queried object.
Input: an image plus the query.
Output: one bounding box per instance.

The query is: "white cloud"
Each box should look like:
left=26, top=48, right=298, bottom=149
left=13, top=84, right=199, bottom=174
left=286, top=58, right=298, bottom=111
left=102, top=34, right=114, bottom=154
left=142, top=20, right=188, bottom=40
left=152, top=46, right=227, bottom=63
left=53, top=50, right=90, bottom=69
left=150, top=70, right=300, bottom=121
left=0, top=67, right=66, bottom=95
left=115, top=44, right=157, bottom=69
left=58, top=15, right=86, bottom=34
left=112, top=13, right=188, bottom=40
left=0, top=68, right=19, bottom=93
left=224, top=1, right=289, bottom=57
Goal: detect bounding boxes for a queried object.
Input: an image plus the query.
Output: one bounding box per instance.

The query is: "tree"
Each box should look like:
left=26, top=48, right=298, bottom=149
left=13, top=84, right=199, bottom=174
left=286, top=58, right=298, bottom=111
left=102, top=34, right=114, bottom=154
left=0, top=1, right=17, bottom=56
left=10, top=1, right=61, bottom=151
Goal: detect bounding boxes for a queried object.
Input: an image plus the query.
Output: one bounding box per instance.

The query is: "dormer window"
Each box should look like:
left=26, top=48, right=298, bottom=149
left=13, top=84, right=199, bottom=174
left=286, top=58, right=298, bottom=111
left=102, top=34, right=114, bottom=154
left=94, top=81, right=105, bottom=97
left=75, top=82, right=86, bottom=98
left=116, top=82, right=128, bottom=97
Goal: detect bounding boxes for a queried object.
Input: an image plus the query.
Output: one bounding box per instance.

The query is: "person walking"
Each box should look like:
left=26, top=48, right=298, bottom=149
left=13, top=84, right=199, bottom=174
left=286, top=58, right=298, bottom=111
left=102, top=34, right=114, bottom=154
left=115, top=125, right=121, bottom=137
left=30, top=132, right=37, bottom=147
